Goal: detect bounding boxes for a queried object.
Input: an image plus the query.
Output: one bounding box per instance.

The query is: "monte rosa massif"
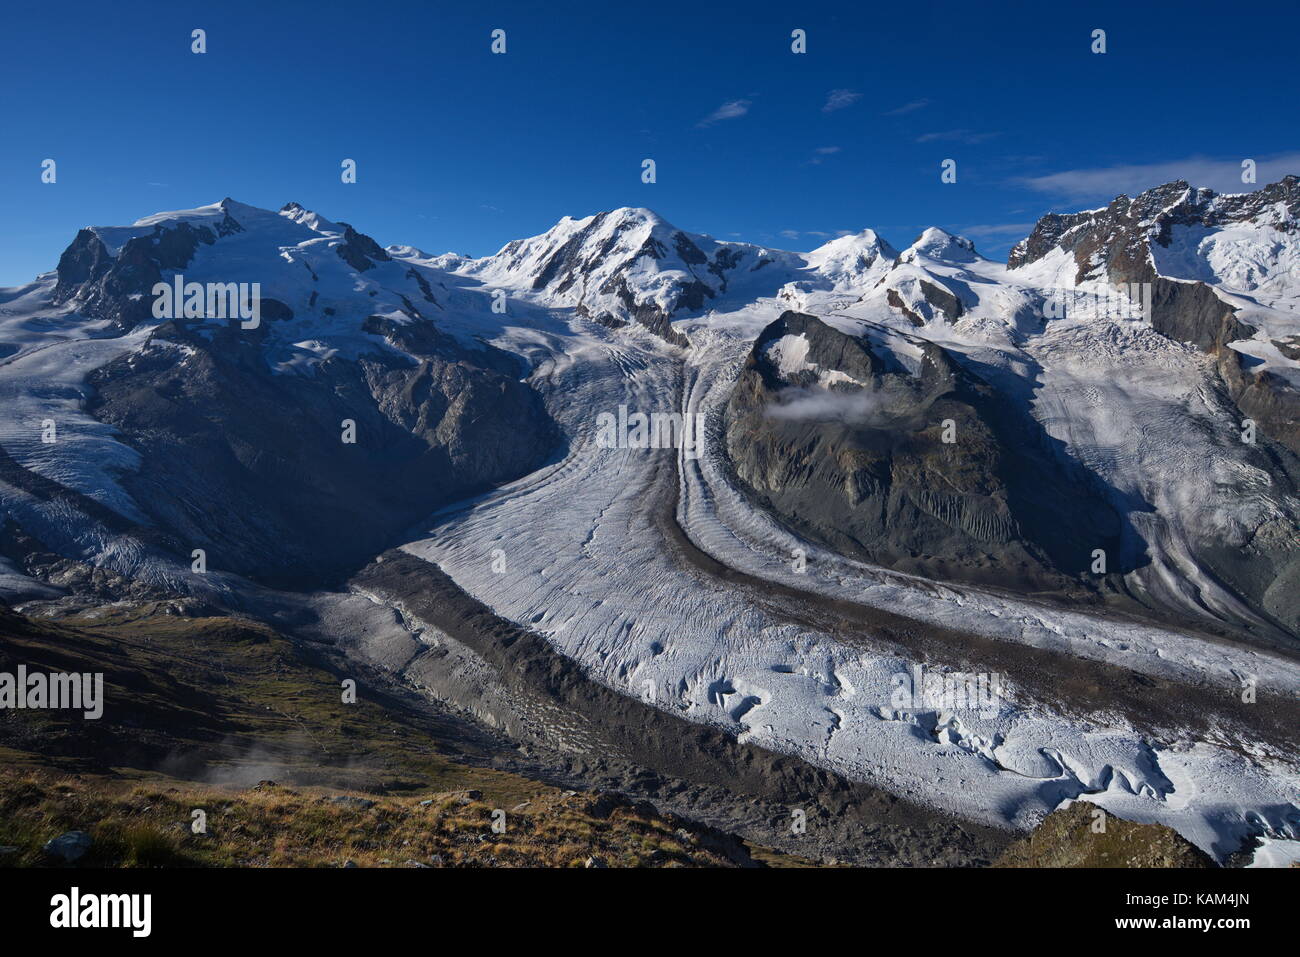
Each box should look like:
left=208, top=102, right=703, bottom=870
left=1, top=178, right=1298, bottom=866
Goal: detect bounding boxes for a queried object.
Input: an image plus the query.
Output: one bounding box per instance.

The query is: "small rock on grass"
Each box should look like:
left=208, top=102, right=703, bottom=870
left=329, top=795, right=376, bottom=810
left=43, top=830, right=92, bottom=864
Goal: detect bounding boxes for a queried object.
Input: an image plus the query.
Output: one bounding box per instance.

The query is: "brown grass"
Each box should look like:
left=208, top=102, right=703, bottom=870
left=0, top=764, right=800, bottom=868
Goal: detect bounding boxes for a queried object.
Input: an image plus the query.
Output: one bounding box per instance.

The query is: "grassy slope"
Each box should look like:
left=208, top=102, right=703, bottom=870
left=0, top=766, right=770, bottom=868
left=0, top=604, right=803, bottom=867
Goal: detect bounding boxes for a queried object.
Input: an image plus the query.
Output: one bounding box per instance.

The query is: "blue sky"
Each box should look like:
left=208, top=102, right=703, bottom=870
left=1, top=0, right=1296, bottom=285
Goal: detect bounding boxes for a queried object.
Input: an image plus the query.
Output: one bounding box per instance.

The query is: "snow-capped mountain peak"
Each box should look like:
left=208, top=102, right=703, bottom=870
left=901, top=226, right=982, bottom=264
left=277, top=200, right=344, bottom=234
left=470, top=205, right=686, bottom=291
left=459, top=207, right=805, bottom=342
left=804, top=229, right=898, bottom=289
left=811, top=227, right=891, bottom=253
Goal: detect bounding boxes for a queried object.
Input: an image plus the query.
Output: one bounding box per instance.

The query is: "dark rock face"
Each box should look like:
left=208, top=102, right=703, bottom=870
left=53, top=215, right=242, bottom=332
left=672, top=232, right=708, bottom=265
left=52, top=229, right=114, bottom=299
left=1274, top=337, right=1300, bottom=361
left=84, top=322, right=556, bottom=588
left=724, top=312, right=1134, bottom=594
left=1010, top=176, right=1300, bottom=455
left=919, top=279, right=964, bottom=321
left=405, top=267, right=440, bottom=307
left=1147, top=276, right=1252, bottom=351
left=604, top=276, right=692, bottom=347
left=886, top=288, right=923, bottom=326
left=335, top=223, right=393, bottom=272
left=1222, top=355, right=1300, bottom=452
left=1210, top=349, right=1300, bottom=633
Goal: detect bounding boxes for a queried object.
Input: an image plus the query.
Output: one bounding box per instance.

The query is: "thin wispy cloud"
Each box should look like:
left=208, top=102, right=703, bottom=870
left=1017, top=152, right=1300, bottom=204
left=806, top=146, right=842, bottom=166
left=916, top=129, right=999, bottom=144
left=958, top=222, right=1036, bottom=238
left=822, top=89, right=861, bottom=113
left=883, top=98, right=930, bottom=116
left=696, top=99, right=751, bottom=127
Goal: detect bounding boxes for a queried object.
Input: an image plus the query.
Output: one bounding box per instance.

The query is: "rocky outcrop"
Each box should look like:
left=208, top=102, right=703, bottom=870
left=919, top=278, right=965, bottom=321
left=606, top=276, right=693, bottom=347
left=995, top=803, right=1213, bottom=868
left=886, top=288, right=923, bottom=326
left=724, top=312, right=1132, bottom=593
left=335, top=223, right=393, bottom=272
